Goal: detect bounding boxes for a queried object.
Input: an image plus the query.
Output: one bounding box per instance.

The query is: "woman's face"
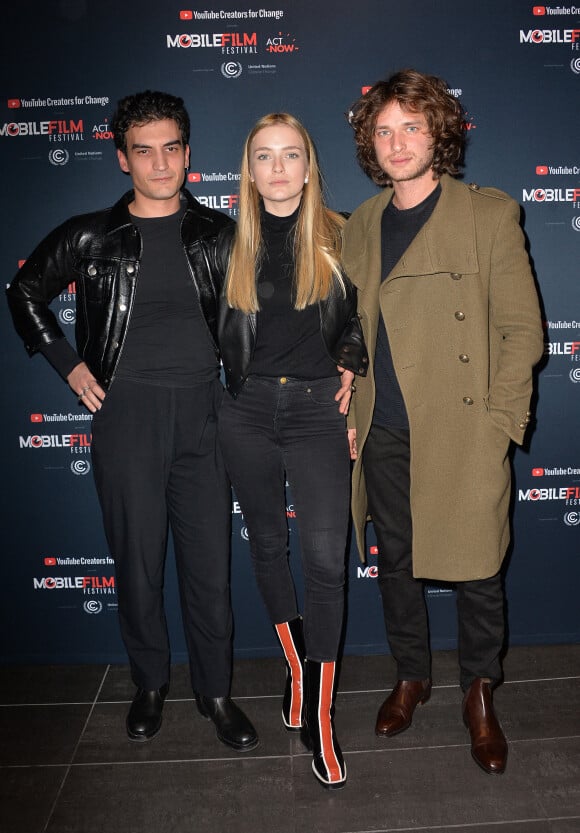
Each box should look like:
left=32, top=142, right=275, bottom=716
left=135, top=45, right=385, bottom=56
left=248, top=123, right=309, bottom=216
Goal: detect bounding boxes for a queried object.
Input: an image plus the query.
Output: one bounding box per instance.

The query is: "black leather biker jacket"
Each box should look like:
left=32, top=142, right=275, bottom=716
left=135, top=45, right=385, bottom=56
left=7, top=189, right=233, bottom=389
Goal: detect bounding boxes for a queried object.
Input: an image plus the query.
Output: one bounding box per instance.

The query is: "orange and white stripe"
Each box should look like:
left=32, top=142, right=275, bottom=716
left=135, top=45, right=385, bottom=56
left=275, top=621, right=303, bottom=728
left=315, top=662, right=345, bottom=784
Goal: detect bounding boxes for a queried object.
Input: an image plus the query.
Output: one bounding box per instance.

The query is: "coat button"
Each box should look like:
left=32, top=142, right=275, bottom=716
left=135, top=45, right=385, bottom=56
left=463, top=396, right=474, bottom=405
left=126, top=265, right=135, bottom=276
left=450, top=272, right=462, bottom=281
left=459, top=354, right=470, bottom=363
left=279, top=377, right=287, bottom=384
left=87, top=265, right=97, bottom=277
left=455, top=311, right=465, bottom=321
left=119, top=303, right=127, bottom=311
left=519, top=422, right=526, bottom=429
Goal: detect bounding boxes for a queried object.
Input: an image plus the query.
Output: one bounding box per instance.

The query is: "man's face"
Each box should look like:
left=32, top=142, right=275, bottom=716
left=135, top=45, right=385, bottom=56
left=117, top=118, right=189, bottom=216
left=372, top=100, right=434, bottom=185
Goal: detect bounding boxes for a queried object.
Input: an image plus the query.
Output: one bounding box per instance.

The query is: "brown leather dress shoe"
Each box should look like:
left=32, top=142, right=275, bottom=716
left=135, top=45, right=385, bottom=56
left=462, top=678, right=508, bottom=774
left=375, top=679, right=432, bottom=737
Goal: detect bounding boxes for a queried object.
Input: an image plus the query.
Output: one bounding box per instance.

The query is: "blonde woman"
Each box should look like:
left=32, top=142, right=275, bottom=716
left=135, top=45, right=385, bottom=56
left=216, top=113, right=368, bottom=789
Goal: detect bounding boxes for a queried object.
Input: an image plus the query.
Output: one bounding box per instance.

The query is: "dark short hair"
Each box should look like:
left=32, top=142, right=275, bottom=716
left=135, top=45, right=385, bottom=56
left=348, top=68, right=465, bottom=187
left=110, top=90, right=190, bottom=155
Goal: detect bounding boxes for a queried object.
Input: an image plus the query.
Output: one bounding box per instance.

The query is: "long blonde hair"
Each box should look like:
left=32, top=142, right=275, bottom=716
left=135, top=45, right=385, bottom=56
left=225, top=113, right=346, bottom=313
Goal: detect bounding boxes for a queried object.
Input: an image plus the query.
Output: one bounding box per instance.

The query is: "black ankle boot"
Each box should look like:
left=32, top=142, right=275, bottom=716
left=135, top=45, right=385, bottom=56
left=126, top=683, right=169, bottom=742
left=195, top=694, right=259, bottom=751
left=301, top=660, right=346, bottom=789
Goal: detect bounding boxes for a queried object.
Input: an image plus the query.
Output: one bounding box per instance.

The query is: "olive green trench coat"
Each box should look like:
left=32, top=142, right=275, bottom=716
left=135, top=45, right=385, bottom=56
left=342, top=174, right=544, bottom=581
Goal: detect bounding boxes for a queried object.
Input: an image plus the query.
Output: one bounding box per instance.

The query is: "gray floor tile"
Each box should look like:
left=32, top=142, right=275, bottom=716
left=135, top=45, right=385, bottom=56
left=295, top=743, right=554, bottom=833
left=45, top=758, right=296, bottom=833
left=503, top=644, right=580, bottom=681
left=447, top=825, right=554, bottom=833
left=0, top=664, right=107, bottom=705
left=336, top=677, right=580, bottom=761
left=414, top=824, right=554, bottom=832
left=2, top=646, right=578, bottom=833
left=0, top=765, right=66, bottom=833
left=519, top=737, right=580, bottom=818
left=550, top=820, right=580, bottom=832
left=495, top=678, right=580, bottom=739
left=231, top=656, right=286, bottom=697
left=337, top=687, right=467, bottom=753
left=74, top=696, right=292, bottom=764
left=0, top=704, right=90, bottom=766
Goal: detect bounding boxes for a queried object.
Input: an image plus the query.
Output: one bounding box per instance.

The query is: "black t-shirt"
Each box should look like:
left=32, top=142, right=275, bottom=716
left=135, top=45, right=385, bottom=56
left=373, top=184, right=441, bottom=428
left=116, top=208, right=219, bottom=386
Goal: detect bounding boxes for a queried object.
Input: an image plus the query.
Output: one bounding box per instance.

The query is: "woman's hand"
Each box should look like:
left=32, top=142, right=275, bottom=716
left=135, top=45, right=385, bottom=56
left=335, top=367, right=355, bottom=415
left=347, top=428, right=357, bottom=460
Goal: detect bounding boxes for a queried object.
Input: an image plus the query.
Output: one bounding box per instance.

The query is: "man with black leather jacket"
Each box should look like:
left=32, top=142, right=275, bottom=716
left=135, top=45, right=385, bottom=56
left=6, top=90, right=258, bottom=752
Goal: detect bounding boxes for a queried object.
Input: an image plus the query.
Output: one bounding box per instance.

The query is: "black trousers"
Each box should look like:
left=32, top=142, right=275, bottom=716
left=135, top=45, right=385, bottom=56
left=363, top=424, right=505, bottom=691
left=218, top=376, right=350, bottom=662
left=91, top=378, right=233, bottom=696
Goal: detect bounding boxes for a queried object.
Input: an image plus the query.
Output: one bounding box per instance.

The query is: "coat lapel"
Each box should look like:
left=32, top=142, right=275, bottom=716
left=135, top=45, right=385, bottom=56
left=351, top=188, right=392, bottom=293
left=386, top=175, right=480, bottom=282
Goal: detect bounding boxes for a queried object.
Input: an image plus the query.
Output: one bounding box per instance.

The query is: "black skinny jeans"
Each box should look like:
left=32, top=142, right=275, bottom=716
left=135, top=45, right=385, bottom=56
left=218, top=375, right=351, bottom=662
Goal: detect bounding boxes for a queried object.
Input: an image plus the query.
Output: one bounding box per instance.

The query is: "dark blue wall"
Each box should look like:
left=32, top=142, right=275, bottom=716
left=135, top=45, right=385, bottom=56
left=1, top=0, right=579, bottom=664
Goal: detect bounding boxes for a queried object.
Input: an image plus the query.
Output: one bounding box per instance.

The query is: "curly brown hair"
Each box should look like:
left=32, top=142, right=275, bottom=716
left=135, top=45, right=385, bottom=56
left=348, top=69, right=465, bottom=187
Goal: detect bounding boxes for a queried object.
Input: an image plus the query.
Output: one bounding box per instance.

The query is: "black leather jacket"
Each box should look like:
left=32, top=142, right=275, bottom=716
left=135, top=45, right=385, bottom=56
left=6, top=189, right=232, bottom=389
left=215, top=225, right=368, bottom=398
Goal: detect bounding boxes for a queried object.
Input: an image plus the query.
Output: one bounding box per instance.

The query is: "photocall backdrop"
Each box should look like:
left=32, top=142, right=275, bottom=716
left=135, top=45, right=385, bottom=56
left=1, top=0, right=579, bottom=665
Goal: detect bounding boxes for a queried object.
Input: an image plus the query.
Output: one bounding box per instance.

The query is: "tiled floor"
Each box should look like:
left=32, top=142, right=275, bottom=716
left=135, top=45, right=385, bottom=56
left=1, top=644, right=579, bottom=833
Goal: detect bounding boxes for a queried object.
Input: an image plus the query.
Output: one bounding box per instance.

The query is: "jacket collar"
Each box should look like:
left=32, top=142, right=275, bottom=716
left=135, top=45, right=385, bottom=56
left=105, top=188, right=199, bottom=234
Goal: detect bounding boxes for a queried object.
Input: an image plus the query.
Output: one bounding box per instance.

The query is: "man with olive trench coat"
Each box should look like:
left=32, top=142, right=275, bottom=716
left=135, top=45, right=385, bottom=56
left=343, top=168, right=543, bottom=771
left=344, top=171, right=544, bottom=583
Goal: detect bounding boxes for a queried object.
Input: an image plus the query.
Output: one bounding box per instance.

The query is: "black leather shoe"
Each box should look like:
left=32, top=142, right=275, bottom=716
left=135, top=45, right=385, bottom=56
left=126, top=683, right=169, bottom=742
left=195, top=694, right=259, bottom=751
